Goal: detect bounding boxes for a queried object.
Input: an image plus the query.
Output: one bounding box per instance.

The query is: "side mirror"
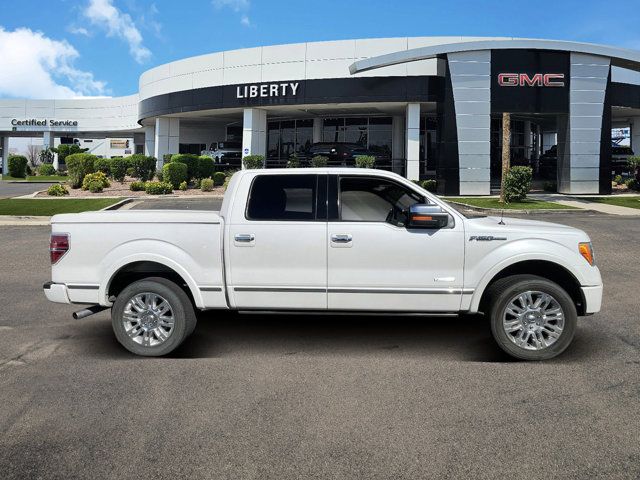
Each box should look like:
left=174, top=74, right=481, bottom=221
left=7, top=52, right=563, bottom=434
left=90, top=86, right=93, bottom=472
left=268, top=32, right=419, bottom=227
left=407, top=204, right=450, bottom=229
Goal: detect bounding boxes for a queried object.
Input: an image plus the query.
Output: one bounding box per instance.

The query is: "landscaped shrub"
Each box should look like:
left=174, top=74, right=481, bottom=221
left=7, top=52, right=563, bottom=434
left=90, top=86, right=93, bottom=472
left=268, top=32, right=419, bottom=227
left=543, top=181, right=557, bottom=192
left=47, top=184, right=68, bottom=196
left=198, top=156, right=214, bottom=179
left=200, top=178, right=214, bottom=192
left=26, top=165, right=33, bottom=176
left=624, top=178, right=639, bottom=190
left=94, top=158, right=111, bottom=176
left=163, top=153, right=174, bottom=164
left=145, top=181, right=173, bottom=195
left=7, top=155, right=28, bottom=178
left=613, top=174, right=623, bottom=185
left=503, top=166, right=533, bottom=203
left=179, top=181, right=188, bottom=191
left=130, top=181, right=146, bottom=191
left=242, top=155, right=264, bottom=169
left=110, top=157, right=128, bottom=182
left=213, top=171, right=226, bottom=186
left=156, top=169, right=163, bottom=182
left=421, top=179, right=437, bottom=192
left=287, top=153, right=300, bottom=168
left=162, top=161, right=188, bottom=189
left=66, top=153, right=97, bottom=188
left=310, top=155, right=328, bottom=168
left=129, top=154, right=157, bottom=181
left=170, top=154, right=199, bottom=180
left=355, top=155, right=376, bottom=169
left=628, top=156, right=640, bottom=180
left=82, top=172, right=110, bottom=192
left=38, top=164, right=56, bottom=176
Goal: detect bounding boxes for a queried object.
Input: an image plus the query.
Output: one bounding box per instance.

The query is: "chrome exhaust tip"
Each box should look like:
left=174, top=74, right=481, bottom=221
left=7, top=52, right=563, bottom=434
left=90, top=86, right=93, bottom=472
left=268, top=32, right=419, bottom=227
left=72, top=305, right=108, bottom=320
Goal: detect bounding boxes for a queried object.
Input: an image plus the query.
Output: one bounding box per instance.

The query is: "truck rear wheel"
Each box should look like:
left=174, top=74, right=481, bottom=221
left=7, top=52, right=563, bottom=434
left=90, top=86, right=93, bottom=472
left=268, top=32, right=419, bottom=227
left=111, top=277, right=197, bottom=356
left=487, top=274, right=577, bottom=361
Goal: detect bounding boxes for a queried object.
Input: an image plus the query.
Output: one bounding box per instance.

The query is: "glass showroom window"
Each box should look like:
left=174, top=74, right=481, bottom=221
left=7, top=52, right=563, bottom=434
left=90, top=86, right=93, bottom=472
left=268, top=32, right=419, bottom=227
left=267, top=120, right=314, bottom=167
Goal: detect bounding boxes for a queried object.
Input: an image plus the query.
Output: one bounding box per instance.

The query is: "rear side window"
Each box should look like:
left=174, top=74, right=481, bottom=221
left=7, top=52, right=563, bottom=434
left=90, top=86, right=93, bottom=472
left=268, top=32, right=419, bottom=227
left=246, top=175, right=318, bottom=221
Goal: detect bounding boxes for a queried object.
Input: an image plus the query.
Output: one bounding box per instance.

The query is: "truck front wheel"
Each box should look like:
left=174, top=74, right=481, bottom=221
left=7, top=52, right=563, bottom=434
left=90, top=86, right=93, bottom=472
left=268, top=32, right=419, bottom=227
left=111, top=277, right=197, bottom=356
left=487, top=275, right=577, bottom=361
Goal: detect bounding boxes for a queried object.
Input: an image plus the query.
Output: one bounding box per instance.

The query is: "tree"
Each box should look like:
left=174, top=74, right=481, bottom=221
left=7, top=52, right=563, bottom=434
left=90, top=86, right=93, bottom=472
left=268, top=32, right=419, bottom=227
left=500, top=112, right=511, bottom=203
left=53, top=144, right=88, bottom=166
left=26, top=144, right=42, bottom=167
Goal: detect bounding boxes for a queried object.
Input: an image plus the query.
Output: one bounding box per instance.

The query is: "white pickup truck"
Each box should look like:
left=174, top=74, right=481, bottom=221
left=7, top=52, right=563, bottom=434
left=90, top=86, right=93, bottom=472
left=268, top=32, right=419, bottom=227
left=44, top=168, right=602, bottom=360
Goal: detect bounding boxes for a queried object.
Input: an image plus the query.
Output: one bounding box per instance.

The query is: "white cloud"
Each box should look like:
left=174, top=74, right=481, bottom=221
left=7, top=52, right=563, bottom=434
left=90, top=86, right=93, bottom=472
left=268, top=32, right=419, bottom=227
left=83, top=0, right=151, bottom=63
left=213, top=0, right=252, bottom=27
left=0, top=27, right=108, bottom=99
left=68, top=25, right=90, bottom=36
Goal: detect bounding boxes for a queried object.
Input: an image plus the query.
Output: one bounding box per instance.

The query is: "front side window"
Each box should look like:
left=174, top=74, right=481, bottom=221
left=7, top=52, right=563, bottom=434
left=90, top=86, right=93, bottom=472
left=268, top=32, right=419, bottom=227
left=339, top=177, right=426, bottom=226
left=247, top=175, right=318, bottom=221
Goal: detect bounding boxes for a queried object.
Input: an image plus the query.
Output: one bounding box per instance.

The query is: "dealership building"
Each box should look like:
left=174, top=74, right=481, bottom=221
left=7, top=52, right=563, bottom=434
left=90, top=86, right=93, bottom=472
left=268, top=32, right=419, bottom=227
left=2, top=36, right=640, bottom=195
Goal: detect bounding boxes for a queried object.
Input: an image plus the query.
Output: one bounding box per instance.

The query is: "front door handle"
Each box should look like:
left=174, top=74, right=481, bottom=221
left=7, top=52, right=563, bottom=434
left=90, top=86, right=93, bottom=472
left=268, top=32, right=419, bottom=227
left=234, top=233, right=255, bottom=243
left=331, top=234, right=352, bottom=244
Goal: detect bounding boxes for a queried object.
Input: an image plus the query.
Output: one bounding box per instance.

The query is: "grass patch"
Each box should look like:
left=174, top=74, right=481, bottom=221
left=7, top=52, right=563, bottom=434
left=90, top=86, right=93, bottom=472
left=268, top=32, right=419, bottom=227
left=444, top=197, right=577, bottom=210
left=0, top=198, right=123, bottom=216
left=587, top=196, right=640, bottom=210
left=1, top=175, right=68, bottom=182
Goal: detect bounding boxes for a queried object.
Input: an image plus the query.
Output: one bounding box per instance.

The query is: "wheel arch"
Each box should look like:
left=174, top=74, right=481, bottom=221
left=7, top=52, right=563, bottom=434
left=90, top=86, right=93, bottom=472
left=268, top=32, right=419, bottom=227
left=475, top=260, right=586, bottom=316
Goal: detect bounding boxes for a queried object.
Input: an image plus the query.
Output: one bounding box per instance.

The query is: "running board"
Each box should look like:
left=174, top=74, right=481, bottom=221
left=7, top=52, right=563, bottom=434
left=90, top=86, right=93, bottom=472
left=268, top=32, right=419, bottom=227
left=238, top=310, right=459, bottom=317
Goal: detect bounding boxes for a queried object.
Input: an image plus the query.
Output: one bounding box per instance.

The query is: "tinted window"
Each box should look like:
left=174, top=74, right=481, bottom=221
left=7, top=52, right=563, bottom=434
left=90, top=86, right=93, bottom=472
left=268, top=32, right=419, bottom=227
left=247, top=175, right=317, bottom=221
left=339, top=177, right=425, bottom=225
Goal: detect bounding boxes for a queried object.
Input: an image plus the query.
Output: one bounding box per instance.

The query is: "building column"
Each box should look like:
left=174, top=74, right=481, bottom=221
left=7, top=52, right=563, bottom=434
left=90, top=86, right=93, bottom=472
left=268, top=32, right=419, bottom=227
left=154, top=118, right=180, bottom=168
left=312, top=117, right=323, bottom=143
left=631, top=117, right=640, bottom=157
left=242, top=108, right=267, bottom=166
left=405, top=103, right=420, bottom=180
left=1, top=137, right=9, bottom=176
left=144, top=126, right=155, bottom=157
left=392, top=115, right=405, bottom=174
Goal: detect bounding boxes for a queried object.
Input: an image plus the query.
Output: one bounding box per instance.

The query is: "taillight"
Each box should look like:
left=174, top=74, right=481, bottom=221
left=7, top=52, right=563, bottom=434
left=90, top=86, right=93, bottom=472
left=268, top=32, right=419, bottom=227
left=50, top=233, right=69, bottom=264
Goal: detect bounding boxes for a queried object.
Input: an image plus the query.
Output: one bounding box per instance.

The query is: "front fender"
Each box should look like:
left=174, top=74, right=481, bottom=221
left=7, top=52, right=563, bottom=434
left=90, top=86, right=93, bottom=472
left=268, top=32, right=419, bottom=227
left=98, top=239, right=204, bottom=308
left=465, top=238, right=592, bottom=313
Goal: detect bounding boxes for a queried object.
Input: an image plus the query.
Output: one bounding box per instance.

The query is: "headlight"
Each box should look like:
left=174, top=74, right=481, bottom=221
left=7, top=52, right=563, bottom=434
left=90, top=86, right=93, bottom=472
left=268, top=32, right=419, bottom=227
left=579, top=242, right=595, bottom=266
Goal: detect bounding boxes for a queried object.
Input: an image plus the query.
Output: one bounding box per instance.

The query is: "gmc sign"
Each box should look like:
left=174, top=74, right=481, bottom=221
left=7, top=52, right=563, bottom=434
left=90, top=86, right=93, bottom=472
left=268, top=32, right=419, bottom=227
left=498, top=73, right=565, bottom=87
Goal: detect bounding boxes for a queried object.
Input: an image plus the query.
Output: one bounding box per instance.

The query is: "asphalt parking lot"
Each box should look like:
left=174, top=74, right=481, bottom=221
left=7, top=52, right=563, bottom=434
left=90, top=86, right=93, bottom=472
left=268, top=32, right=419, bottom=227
left=0, top=181, right=55, bottom=199
left=1, top=212, right=639, bottom=480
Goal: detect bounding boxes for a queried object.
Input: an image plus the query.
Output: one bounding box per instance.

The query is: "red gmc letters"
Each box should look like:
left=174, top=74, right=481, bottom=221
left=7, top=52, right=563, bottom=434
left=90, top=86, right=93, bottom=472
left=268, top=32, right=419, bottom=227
left=498, top=73, right=565, bottom=87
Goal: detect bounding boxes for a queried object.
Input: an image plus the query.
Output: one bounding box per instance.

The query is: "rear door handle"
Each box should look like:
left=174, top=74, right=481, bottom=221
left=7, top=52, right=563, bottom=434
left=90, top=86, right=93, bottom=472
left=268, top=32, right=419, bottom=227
left=331, top=234, right=352, bottom=244
left=234, top=233, right=255, bottom=243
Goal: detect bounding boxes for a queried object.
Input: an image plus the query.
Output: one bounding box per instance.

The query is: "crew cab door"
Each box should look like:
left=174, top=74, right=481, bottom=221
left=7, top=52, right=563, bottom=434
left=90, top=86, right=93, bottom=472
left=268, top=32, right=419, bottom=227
left=327, top=175, right=465, bottom=312
left=225, top=173, right=327, bottom=309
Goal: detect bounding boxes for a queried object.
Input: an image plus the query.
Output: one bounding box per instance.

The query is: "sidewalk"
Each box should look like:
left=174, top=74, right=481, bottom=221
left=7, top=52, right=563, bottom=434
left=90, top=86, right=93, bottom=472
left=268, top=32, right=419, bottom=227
left=531, top=194, right=640, bottom=216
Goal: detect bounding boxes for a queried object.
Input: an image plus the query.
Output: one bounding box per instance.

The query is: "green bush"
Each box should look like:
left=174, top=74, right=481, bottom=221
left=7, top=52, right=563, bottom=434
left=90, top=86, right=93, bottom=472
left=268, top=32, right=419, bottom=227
left=198, top=156, right=215, bottom=179
left=163, top=153, right=174, bottom=164
left=242, top=155, right=264, bottom=169
left=310, top=155, right=328, bottom=168
left=47, top=184, right=68, bottom=196
left=613, top=174, right=623, bottom=185
left=54, top=144, right=88, bottom=167
left=38, top=163, right=56, bottom=176
left=421, top=179, right=437, bottom=192
left=66, top=153, right=97, bottom=188
left=624, top=178, right=639, bottom=190
left=179, top=181, right=188, bottom=191
left=110, top=157, right=128, bottom=182
left=213, top=171, right=226, bottom=186
left=145, top=181, right=173, bottom=195
left=287, top=153, right=300, bottom=168
left=170, top=154, right=199, bottom=180
left=543, top=181, right=557, bottom=192
left=94, top=158, right=111, bottom=176
left=129, top=154, right=157, bottom=181
left=82, top=171, right=110, bottom=191
left=503, top=166, right=533, bottom=203
left=627, top=156, right=640, bottom=174
left=156, top=169, right=163, bottom=182
left=7, top=155, right=28, bottom=178
left=162, top=162, right=188, bottom=189
left=130, top=180, right=146, bottom=191
left=26, top=165, right=33, bottom=176
left=201, top=178, right=214, bottom=192
left=355, top=155, right=376, bottom=169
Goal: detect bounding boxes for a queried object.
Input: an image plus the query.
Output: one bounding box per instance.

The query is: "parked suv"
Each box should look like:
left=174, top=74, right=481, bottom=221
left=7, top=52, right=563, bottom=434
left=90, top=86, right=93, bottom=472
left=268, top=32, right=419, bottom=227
left=304, top=143, right=388, bottom=166
left=201, top=141, right=242, bottom=166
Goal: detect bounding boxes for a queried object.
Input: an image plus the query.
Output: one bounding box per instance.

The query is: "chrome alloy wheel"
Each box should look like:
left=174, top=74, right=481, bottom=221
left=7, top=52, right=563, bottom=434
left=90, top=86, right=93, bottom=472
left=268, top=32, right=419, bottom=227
left=122, top=292, right=175, bottom=347
left=502, top=290, right=565, bottom=351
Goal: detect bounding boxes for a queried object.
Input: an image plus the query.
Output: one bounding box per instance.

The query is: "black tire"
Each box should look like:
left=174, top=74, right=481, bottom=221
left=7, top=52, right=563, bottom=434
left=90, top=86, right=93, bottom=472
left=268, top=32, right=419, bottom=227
left=487, top=274, right=577, bottom=361
left=111, top=277, right=197, bottom=356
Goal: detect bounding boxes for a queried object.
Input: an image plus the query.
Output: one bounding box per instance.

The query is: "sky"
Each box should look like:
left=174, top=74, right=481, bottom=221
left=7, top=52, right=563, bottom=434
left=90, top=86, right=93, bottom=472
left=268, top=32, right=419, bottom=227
left=0, top=0, right=639, bottom=99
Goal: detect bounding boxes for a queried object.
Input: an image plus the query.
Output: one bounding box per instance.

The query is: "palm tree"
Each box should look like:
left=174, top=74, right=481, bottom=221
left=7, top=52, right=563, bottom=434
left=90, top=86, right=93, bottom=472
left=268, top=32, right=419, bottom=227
left=500, top=112, right=511, bottom=203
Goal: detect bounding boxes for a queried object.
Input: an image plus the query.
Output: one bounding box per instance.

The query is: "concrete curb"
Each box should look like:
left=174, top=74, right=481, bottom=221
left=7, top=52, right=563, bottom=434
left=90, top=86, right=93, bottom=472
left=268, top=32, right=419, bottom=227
left=100, top=198, right=135, bottom=211
left=445, top=200, right=597, bottom=215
